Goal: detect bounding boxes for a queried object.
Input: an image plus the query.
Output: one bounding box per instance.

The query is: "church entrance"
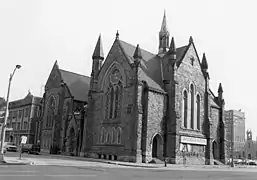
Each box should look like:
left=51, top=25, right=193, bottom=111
left=212, top=140, right=218, bottom=159
left=152, top=134, right=163, bottom=159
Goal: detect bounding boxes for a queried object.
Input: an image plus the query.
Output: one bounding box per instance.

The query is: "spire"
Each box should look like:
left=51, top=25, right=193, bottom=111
left=92, top=34, right=104, bottom=60
left=159, top=10, right=170, bottom=54
left=160, top=10, right=169, bottom=34
left=201, top=53, right=208, bottom=70
left=218, top=83, right=223, bottom=93
left=133, top=44, right=142, bottom=59
left=169, top=36, right=176, bottom=53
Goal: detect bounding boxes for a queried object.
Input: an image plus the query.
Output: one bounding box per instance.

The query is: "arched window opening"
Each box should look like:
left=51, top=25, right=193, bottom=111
left=109, top=87, right=114, bottom=119
left=46, top=96, right=56, bottom=128
left=196, top=95, right=200, bottom=130
left=117, top=127, right=122, bottom=144
left=105, top=69, right=123, bottom=120
left=111, top=127, right=116, bottom=144
left=190, top=84, right=194, bottom=129
left=183, top=91, right=188, bottom=128
left=100, top=127, right=106, bottom=144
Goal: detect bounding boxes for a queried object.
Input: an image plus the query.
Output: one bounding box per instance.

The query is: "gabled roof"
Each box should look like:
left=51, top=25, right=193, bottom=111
left=59, top=69, right=90, bottom=102
left=118, top=40, right=164, bottom=92
left=118, top=39, right=189, bottom=93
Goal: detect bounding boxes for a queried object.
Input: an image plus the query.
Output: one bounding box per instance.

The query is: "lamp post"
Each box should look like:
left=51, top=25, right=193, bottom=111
left=0, top=65, right=21, bottom=162
left=230, top=118, right=234, bottom=167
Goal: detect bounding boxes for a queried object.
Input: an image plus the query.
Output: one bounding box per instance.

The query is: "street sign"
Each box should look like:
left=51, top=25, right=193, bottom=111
left=21, top=136, right=27, bottom=144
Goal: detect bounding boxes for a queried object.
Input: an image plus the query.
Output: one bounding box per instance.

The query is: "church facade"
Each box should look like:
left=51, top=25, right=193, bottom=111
left=84, top=13, right=227, bottom=165
left=40, top=62, right=90, bottom=156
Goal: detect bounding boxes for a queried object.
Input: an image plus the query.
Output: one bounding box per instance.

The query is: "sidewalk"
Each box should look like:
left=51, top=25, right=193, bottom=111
left=1, top=157, right=33, bottom=165
left=35, top=152, right=230, bottom=169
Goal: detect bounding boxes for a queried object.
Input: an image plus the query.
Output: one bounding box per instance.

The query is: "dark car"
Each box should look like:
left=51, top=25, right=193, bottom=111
left=22, top=144, right=40, bottom=155
left=4, top=142, right=17, bottom=152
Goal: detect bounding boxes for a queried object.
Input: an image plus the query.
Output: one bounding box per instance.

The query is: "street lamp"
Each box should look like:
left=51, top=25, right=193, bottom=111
left=0, top=65, right=21, bottom=162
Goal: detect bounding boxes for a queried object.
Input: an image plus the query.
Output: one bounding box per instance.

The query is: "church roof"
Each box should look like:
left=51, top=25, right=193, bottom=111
left=118, top=40, right=188, bottom=92
left=59, top=69, right=90, bottom=102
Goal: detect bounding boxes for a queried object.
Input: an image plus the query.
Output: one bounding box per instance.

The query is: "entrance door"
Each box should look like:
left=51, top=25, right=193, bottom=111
left=212, top=140, right=217, bottom=159
left=152, top=134, right=163, bottom=159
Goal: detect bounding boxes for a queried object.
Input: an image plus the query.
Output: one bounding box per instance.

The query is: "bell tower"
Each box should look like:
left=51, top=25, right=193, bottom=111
left=158, top=11, right=170, bottom=54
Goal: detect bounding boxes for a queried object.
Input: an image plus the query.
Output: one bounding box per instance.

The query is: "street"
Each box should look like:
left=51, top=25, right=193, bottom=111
left=1, top=164, right=257, bottom=180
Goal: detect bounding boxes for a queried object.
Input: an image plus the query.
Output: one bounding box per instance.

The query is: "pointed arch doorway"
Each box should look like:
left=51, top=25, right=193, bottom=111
left=212, top=140, right=218, bottom=159
left=152, top=134, right=163, bottom=160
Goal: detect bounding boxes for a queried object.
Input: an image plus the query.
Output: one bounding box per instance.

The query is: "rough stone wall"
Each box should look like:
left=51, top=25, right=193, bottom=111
left=172, top=43, right=207, bottom=164
left=41, top=66, right=68, bottom=153
left=145, top=91, right=165, bottom=162
left=85, top=40, right=138, bottom=162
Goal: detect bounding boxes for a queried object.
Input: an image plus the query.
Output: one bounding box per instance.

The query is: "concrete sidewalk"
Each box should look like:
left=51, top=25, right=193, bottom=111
left=34, top=153, right=231, bottom=169
left=1, top=157, right=33, bottom=165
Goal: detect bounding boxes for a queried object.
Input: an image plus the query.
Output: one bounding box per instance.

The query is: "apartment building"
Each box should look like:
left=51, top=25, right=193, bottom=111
left=6, top=92, right=42, bottom=145
left=225, top=109, right=246, bottom=158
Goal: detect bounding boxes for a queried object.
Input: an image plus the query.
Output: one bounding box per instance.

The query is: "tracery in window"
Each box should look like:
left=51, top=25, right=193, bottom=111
left=117, top=127, right=122, bottom=144
left=105, top=69, right=123, bottom=120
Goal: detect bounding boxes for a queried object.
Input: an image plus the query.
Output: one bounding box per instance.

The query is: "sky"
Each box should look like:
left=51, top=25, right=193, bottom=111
left=0, top=0, right=256, bottom=137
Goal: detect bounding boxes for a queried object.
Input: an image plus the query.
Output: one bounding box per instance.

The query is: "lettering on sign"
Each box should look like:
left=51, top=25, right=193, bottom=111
left=180, top=136, right=207, bottom=145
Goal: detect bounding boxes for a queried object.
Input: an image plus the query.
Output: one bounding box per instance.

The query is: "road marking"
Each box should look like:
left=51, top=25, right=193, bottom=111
left=0, top=171, right=39, bottom=173
left=45, top=174, right=97, bottom=177
left=0, top=174, right=39, bottom=177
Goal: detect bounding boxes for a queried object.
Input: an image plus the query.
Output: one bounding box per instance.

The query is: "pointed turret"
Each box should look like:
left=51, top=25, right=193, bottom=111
left=133, top=44, right=142, bottom=59
left=169, top=37, right=176, bottom=53
left=90, top=34, right=104, bottom=91
left=92, top=34, right=104, bottom=60
left=201, top=53, right=208, bottom=70
left=116, top=30, right=119, bottom=40
left=133, top=44, right=142, bottom=68
left=158, top=11, right=170, bottom=54
left=218, top=83, right=223, bottom=93
left=218, top=83, right=223, bottom=101
left=189, top=36, right=194, bottom=44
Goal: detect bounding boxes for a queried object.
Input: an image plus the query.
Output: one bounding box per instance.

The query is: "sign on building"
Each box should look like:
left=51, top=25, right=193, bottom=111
left=180, top=136, right=207, bottom=145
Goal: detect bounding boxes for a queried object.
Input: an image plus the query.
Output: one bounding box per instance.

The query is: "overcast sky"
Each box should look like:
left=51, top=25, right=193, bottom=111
left=0, top=0, right=256, bottom=138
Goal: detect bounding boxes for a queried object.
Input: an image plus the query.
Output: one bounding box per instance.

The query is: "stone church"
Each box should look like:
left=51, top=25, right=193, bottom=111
left=41, top=61, right=90, bottom=156
left=84, top=12, right=227, bottom=165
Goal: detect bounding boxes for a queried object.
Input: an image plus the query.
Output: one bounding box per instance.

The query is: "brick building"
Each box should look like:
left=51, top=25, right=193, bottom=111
left=84, top=12, right=227, bottom=165
left=6, top=92, right=42, bottom=145
left=40, top=62, right=90, bottom=156
left=224, top=109, right=245, bottom=158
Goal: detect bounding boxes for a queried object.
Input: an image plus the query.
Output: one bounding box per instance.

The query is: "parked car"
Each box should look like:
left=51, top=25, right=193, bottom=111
left=22, top=144, right=40, bottom=155
left=4, top=142, right=17, bottom=152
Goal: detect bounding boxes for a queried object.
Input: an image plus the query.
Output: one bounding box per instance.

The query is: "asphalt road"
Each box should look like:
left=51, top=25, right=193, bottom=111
left=1, top=164, right=257, bottom=180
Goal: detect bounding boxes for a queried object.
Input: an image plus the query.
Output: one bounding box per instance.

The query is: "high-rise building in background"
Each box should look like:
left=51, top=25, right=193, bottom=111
left=225, top=109, right=245, bottom=158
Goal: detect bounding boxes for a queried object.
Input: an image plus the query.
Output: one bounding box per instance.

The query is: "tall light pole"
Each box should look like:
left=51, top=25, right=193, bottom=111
left=0, top=65, right=21, bottom=162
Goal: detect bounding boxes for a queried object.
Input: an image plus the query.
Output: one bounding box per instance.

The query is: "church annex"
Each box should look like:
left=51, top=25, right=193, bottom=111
left=84, top=12, right=227, bottom=165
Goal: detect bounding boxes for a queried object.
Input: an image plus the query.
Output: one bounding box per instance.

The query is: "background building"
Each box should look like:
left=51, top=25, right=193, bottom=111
left=40, top=61, right=89, bottom=156
left=225, top=109, right=245, bottom=158
left=0, top=97, right=6, bottom=136
left=6, top=92, right=42, bottom=145
left=239, top=130, right=257, bottom=160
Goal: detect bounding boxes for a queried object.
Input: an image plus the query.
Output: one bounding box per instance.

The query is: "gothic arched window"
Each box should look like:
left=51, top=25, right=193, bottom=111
left=183, top=91, right=188, bottom=128
left=105, top=69, right=123, bottom=120
left=100, top=127, right=106, bottom=144
left=117, top=127, right=122, bottom=144
left=196, top=95, right=200, bottom=130
left=111, top=127, right=116, bottom=144
left=190, top=84, right=194, bottom=129
left=46, top=96, right=56, bottom=128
